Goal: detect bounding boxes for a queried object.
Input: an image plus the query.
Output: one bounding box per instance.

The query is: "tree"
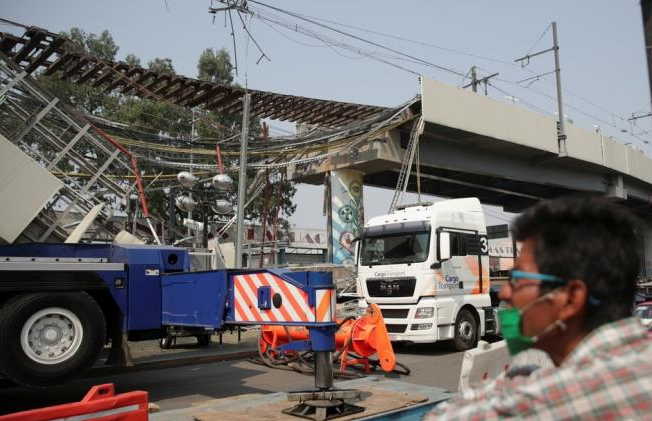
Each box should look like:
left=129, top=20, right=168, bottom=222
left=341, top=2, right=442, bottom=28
left=124, top=54, right=141, bottom=67
left=63, top=28, right=119, bottom=60
left=198, top=48, right=234, bottom=85
left=86, top=30, right=119, bottom=61
left=37, top=27, right=119, bottom=114
left=148, top=58, right=175, bottom=75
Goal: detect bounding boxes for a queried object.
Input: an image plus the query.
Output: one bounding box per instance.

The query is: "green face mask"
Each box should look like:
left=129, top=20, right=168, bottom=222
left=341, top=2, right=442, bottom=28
left=498, top=291, right=567, bottom=356
left=497, top=307, right=535, bottom=355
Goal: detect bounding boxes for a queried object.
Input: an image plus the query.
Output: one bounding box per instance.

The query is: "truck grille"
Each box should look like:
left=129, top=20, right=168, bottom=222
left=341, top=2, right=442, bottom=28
left=366, top=277, right=415, bottom=297
left=380, top=308, right=409, bottom=319
left=386, top=324, right=407, bottom=333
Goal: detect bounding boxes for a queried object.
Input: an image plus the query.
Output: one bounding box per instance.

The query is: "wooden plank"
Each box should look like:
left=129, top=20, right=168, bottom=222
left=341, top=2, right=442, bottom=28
left=13, top=31, right=45, bottom=63
left=164, top=80, right=190, bottom=100
left=76, top=61, right=105, bottom=84
left=62, top=57, right=90, bottom=79
left=42, top=53, right=71, bottom=75
left=184, top=85, right=227, bottom=107
left=290, top=102, right=347, bottom=125
left=286, top=101, right=333, bottom=122
left=192, top=387, right=429, bottom=421
left=91, top=65, right=116, bottom=87
left=253, top=94, right=294, bottom=119
left=267, top=97, right=308, bottom=120
left=310, top=104, right=356, bottom=126
left=0, top=34, right=21, bottom=53
left=151, top=75, right=175, bottom=95
left=177, top=82, right=208, bottom=105
left=192, top=87, right=232, bottom=107
left=207, top=90, right=243, bottom=111
left=24, top=37, right=66, bottom=74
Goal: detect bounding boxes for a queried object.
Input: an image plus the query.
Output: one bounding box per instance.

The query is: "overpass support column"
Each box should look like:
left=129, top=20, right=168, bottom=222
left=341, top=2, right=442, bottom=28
left=642, top=223, right=652, bottom=280
left=606, top=175, right=626, bottom=199
left=326, top=170, right=364, bottom=265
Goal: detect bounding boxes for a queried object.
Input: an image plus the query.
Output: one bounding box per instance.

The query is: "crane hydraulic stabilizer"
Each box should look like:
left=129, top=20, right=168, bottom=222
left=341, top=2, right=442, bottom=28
left=259, top=304, right=397, bottom=374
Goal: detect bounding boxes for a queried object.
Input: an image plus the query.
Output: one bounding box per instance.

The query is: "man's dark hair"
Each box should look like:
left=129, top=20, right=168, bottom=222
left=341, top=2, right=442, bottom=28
left=512, top=195, right=642, bottom=330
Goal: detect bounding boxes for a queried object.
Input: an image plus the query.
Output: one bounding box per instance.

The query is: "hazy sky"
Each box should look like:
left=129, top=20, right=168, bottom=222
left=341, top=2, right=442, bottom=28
left=2, top=0, right=649, bottom=228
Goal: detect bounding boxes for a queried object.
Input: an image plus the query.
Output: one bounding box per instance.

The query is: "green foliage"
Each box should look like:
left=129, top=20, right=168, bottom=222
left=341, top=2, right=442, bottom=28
left=64, top=28, right=119, bottom=60
left=35, top=28, right=119, bottom=114
left=148, top=57, right=175, bottom=75
left=198, top=48, right=234, bottom=85
left=124, top=54, right=141, bottom=67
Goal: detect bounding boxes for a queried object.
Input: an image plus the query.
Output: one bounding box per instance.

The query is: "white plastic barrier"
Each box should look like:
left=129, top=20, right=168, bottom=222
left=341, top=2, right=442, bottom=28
left=458, top=340, right=554, bottom=392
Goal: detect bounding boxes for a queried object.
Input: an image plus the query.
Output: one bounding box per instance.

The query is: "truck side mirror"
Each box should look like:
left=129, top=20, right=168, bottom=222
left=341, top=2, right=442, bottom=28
left=438, top=231, right=451, bottom=262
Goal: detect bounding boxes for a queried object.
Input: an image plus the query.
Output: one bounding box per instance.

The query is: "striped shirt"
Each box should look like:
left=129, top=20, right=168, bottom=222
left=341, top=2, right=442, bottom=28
left=426, top=317, right=652, bottom=420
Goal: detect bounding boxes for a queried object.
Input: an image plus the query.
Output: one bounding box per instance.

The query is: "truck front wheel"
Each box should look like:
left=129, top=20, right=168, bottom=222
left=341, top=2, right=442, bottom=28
left=453, top=308, right=478, bottom=351
left=0, top=292, right=106, bottom=387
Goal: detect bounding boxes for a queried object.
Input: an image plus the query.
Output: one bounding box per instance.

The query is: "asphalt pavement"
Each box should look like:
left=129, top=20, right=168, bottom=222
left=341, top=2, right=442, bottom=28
left=0, top=339, right=464, bottom=416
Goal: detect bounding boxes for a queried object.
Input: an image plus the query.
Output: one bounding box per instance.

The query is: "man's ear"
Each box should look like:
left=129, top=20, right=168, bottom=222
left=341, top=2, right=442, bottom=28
left=557, top=279, right=588, bottom=321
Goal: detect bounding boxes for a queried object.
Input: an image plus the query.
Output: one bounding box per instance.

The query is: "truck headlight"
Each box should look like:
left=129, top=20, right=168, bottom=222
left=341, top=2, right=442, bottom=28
left=415, top=307, right=434, bottom=319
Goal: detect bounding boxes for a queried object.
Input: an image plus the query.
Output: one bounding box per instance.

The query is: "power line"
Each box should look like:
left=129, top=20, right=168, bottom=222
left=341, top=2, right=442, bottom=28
left=247, top=3, right=641, bottom=143
left=247, top=0, right=466, bottom=78
left=523, top=23, right=552, bottom=57
left=283, top=10, right=519, bottom=68
left=254, top=12, right=422, bottom=75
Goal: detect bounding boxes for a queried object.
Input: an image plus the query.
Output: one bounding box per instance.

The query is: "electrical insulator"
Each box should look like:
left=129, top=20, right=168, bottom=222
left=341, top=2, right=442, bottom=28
left=175, top=195, right=197, bottom=213
left=212, top=174, right=234, bottom=192
left=212, top=199, right=233, bottom=215
left=177, top=171, right=197, bottom=188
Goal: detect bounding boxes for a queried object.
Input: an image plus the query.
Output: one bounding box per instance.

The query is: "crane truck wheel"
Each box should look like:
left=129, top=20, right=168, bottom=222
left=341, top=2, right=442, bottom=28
left=0, top=292, right=106, bottom=388
left=196, top=334, right=211, bottom=346
left=453, top=308, right=478, bottom=351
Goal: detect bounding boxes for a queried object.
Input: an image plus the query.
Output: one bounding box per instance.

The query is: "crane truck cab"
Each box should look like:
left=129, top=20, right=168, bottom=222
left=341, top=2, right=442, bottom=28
left=356, top=198, right=499, bottom=351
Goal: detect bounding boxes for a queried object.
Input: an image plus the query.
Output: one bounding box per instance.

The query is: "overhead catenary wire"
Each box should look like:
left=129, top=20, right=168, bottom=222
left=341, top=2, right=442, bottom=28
left=522, top=23, right=552, bottom=58
left=248, top=5, right=650, bottom=151
left=247, top=0, right=466, bottom=78
left=259, top=9, right=640, bottom=136
left=254, top=12, right=422, bottom=76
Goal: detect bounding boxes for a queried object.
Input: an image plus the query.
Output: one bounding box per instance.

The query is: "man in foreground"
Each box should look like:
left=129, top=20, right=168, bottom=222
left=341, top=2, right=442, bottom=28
left=427, top=196, right=652, bottom=419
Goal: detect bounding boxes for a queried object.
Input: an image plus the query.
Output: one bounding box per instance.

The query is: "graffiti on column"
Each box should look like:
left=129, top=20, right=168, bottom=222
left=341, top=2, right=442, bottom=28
left=331, top=170, right=364, bottom=265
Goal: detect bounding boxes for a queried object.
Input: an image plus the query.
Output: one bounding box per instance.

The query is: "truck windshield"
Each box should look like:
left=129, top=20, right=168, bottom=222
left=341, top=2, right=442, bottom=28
left=359, top=231, right=430, bottom=266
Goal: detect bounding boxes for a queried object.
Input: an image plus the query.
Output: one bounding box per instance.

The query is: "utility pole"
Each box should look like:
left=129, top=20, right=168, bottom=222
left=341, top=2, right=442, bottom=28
left=235, top=93, right=251, bottom=268
left=167, top=187, right=175, bottom=244
left=514, top=22, right=566, bottom=156
left=189, top=108, right=198, bottom=242
left=462, top=65, right=499, bottom=96
left=552, top=22, right=566, bottom=156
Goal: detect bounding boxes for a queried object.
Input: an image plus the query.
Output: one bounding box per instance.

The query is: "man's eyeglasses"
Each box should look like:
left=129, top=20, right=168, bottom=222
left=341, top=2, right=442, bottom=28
left=508, top=270, right=567, bottom=290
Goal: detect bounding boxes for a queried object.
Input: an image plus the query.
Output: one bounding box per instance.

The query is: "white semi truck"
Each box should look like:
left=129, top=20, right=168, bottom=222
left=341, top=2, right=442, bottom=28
left=355, top=198, right=500, bottom=350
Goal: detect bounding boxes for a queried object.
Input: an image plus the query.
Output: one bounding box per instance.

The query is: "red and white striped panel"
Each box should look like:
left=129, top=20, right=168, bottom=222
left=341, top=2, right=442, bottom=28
left=233, top=273, right=314, bottom=323
left=314, top=289, right=336, bottom=323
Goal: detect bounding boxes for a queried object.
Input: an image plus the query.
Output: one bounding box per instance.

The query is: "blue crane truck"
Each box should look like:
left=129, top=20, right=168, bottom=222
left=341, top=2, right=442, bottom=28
left=0, top=242, right=337, bottom=389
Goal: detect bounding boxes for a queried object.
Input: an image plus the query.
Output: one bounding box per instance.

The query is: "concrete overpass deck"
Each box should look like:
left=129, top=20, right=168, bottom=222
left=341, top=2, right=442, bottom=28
left=292, top=76, right=652, bottom=218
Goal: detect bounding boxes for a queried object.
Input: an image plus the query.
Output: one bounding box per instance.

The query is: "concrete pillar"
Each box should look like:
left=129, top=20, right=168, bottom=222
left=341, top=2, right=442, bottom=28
left=328, top=169, right=364, bottom=265
left=642, top=224, right=652, bottom=280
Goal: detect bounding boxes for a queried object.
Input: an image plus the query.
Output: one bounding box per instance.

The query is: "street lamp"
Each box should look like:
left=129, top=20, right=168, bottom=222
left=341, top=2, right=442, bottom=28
left=174, top=171, right=234, bottom=248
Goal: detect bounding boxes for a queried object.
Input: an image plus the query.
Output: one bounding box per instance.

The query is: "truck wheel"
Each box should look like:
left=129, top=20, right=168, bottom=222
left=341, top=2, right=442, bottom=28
left=159, top=335, right=175, bottom=349
left=0, top=292, right=106, bottom=388
left=197, top=334, right=211, bottom=347
left=453, top=309, right=478, bottom=351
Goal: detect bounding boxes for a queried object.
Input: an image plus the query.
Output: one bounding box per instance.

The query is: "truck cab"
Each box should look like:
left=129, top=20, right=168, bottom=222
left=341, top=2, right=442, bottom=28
left=356, top=198, right=498, bottom=350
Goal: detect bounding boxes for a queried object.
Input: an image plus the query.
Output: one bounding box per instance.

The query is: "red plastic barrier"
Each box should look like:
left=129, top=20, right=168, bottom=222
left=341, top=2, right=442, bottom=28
left=0, top=383, right=148, bottom=421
